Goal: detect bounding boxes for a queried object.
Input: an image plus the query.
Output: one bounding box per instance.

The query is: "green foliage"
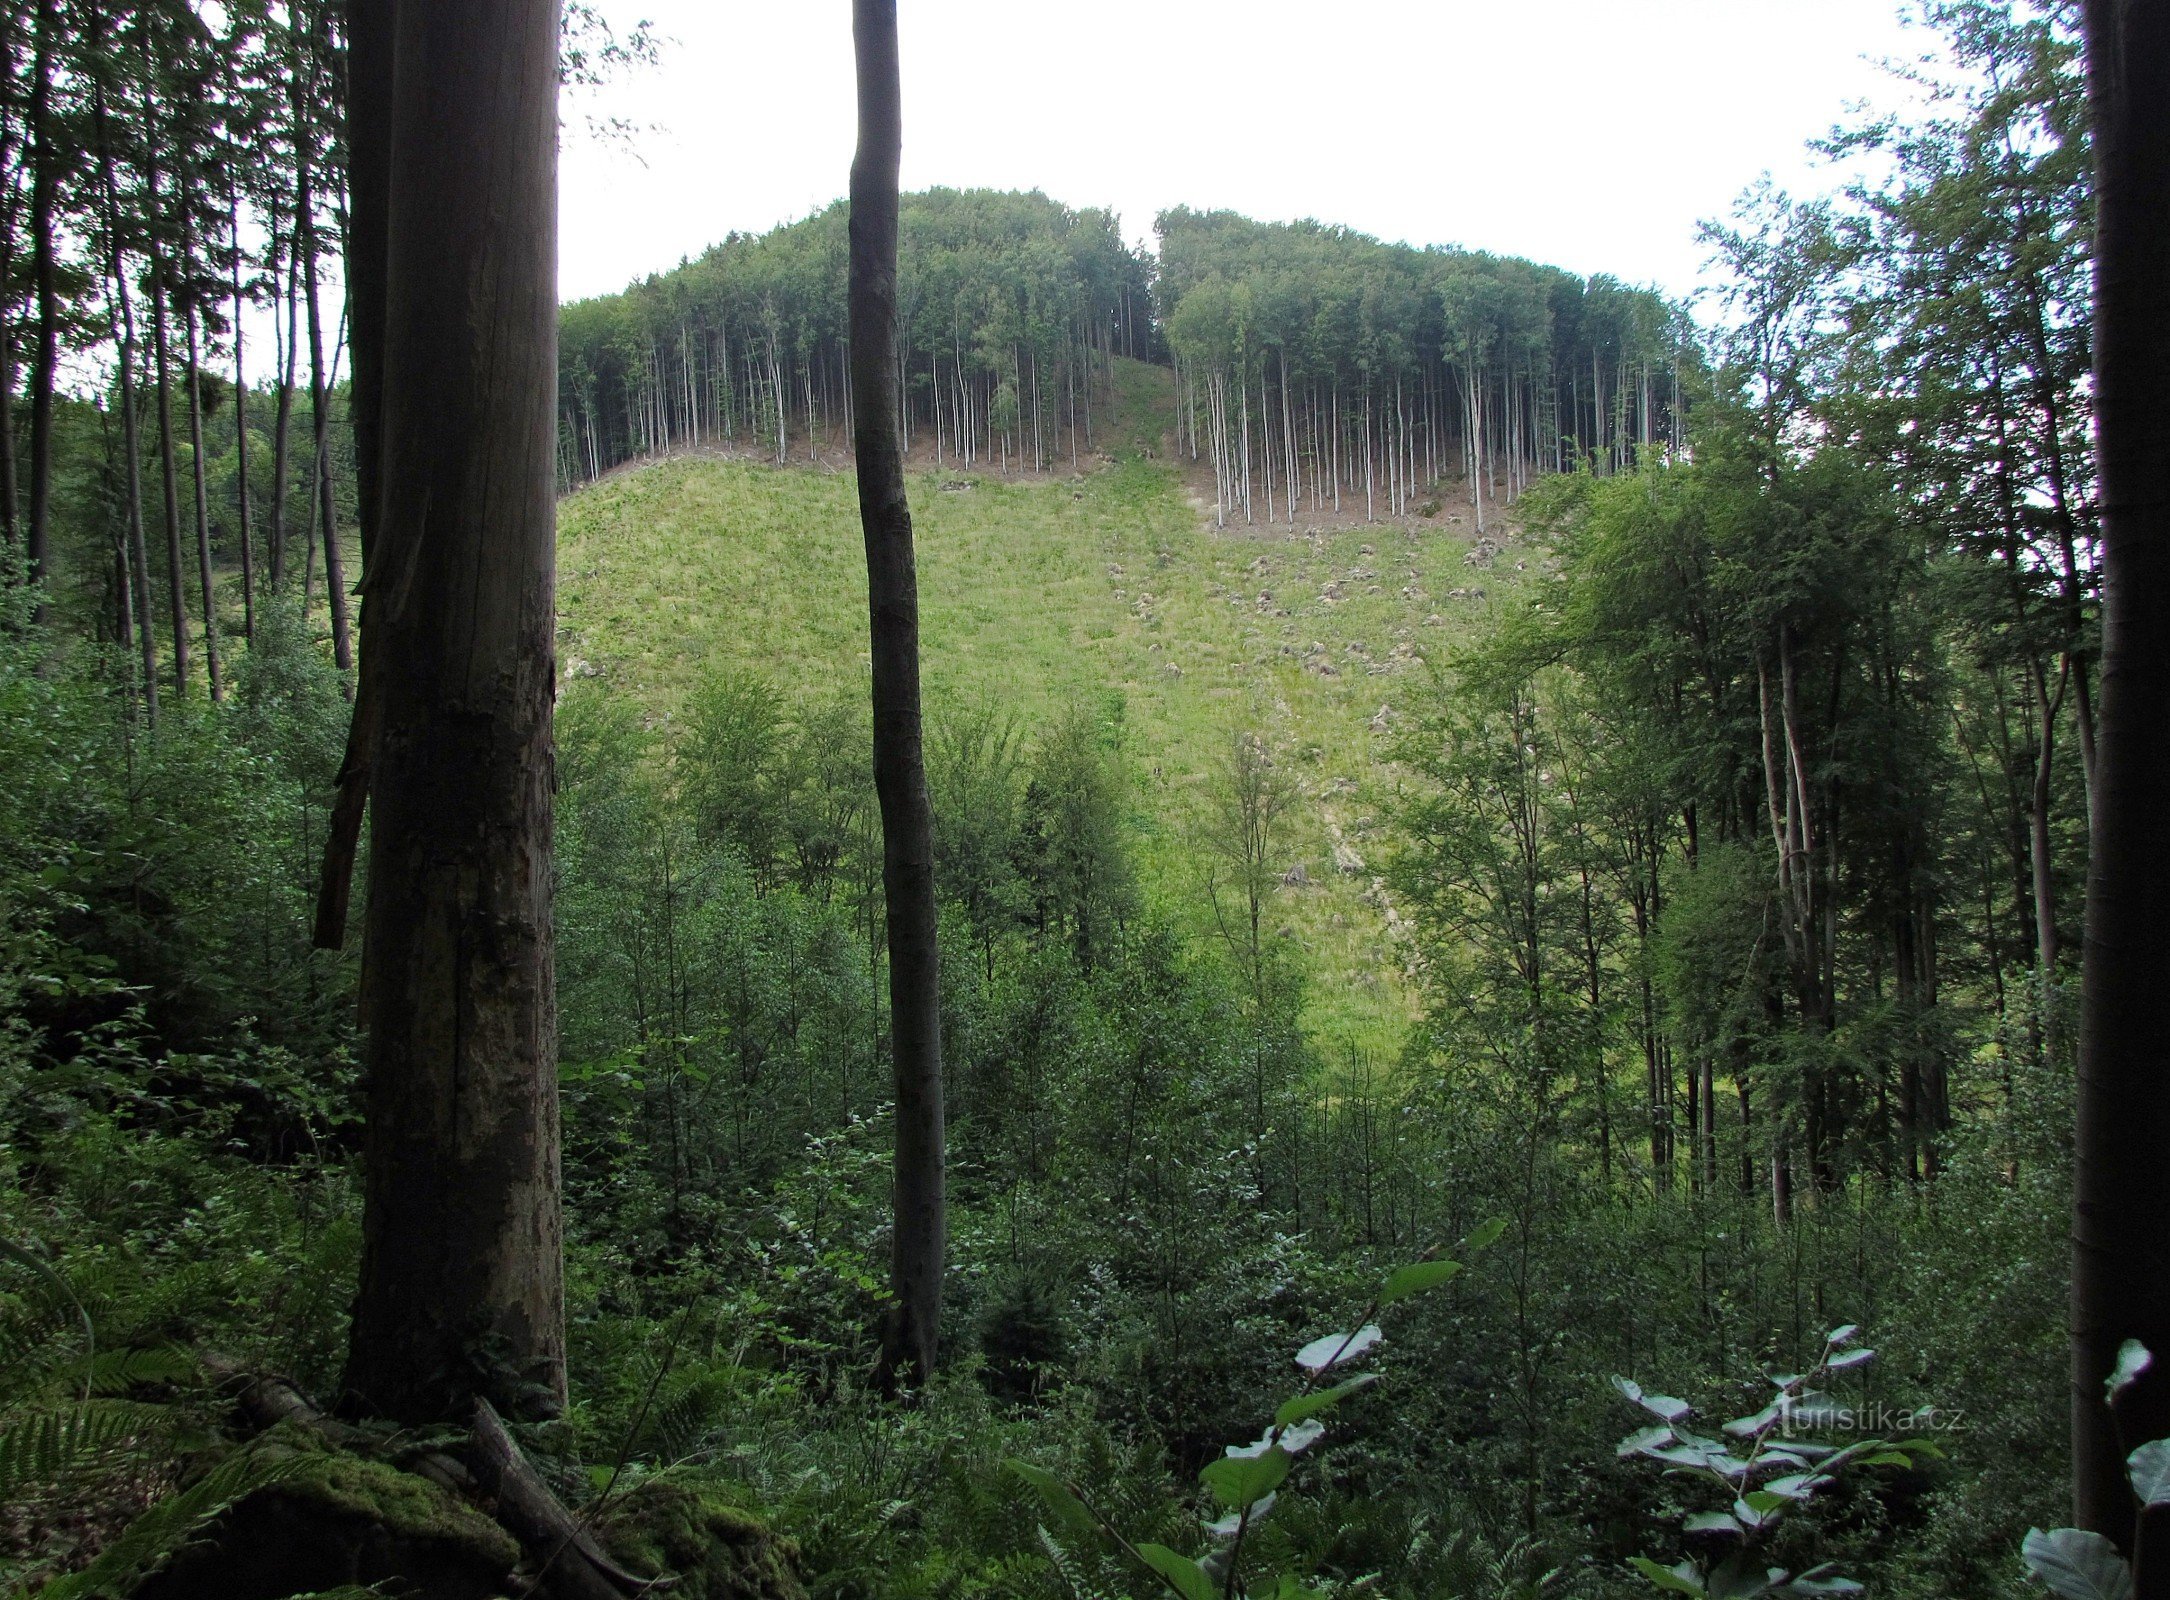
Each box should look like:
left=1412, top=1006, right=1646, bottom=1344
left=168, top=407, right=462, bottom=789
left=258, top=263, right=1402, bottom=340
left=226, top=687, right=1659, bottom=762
left=1613, top=1328, right=1938, bottom=1598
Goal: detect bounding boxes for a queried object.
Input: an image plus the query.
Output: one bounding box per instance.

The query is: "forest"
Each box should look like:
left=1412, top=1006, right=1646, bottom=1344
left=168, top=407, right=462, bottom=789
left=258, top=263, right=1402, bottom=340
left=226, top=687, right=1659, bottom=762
left=2, top=2, right=2168, bottom=1600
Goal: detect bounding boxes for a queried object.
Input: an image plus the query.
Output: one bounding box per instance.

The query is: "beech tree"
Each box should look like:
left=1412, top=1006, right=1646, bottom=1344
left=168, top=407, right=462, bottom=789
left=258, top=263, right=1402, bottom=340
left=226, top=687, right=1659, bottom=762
left=2070, top=0, right=2170, bottom=1561
left=337, top=0, right=566, bottom=1425
left=850, top=0, right=945, bottom=1391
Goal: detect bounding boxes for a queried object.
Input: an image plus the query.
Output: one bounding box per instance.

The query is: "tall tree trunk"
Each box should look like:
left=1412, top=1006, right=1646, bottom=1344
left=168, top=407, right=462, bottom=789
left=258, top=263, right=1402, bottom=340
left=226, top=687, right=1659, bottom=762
left=270, top=202, right=299, bottom=589
left=300, top=154, right=353, bottom=678
left=312, top=0, right=394, bottom=949
left=150, top=270, right=192, bottom=700
left=93, top=84, right=159, bottom=722
left=228, top=176, right=256, bottom=642
left=851, top=0, right=946, bottom=1393
left=339, top=0, right=566, bottom=1428
left=23, top=0, right=59, bottom=624
left=2072, top=0, right=2170, bottom=1570
left=185, top=297, right=224, bottom=701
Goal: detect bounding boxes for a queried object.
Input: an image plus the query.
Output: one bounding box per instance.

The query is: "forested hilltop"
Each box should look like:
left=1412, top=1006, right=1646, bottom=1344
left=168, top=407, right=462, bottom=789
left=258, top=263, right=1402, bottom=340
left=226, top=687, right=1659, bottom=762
left=4, top=3, right=2168, bottom=1600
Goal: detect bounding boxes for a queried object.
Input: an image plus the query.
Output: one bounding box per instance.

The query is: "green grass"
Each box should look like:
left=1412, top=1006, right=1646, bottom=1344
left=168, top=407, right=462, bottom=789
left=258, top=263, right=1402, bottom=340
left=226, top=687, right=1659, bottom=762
left=557, top=359, right=1520, bottom=1054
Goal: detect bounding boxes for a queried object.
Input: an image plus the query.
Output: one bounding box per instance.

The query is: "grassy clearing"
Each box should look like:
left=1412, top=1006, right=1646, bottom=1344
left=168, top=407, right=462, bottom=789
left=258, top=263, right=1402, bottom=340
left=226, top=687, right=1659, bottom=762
left=557, top=359, right=1527, bottom=1054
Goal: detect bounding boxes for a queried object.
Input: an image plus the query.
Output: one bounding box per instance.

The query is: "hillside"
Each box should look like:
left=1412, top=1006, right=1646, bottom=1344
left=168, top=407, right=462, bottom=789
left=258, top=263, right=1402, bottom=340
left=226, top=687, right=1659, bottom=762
left=557, top=358, right=1532, bottom=1053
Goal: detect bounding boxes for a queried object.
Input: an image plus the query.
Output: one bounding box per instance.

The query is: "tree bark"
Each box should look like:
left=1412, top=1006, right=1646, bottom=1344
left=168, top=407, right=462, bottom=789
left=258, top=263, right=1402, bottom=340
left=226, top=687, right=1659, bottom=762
left=228, top=176, right=256, bottom=643
left=23, top=0, right=60, bottom=623
left=313, top=0, right=394, bottom=950
left=851, top=0, right=946, bottom=1393
left=2072, top=0, right=2170, bottom=1573
left=339, top=0, right=566, bottom=1428
left=185, top=298, right=224, bottom=702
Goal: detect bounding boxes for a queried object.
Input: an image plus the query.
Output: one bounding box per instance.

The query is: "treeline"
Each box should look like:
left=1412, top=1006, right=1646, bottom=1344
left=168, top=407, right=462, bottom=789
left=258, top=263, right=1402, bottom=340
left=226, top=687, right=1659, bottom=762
left=1157, top=208, right=1696, bottom=528
left=1388, top=0, right=2091, bottom=1221
left=0, top=0, right=358, bottom=710
left=557, top=187, right=1158, bottom=486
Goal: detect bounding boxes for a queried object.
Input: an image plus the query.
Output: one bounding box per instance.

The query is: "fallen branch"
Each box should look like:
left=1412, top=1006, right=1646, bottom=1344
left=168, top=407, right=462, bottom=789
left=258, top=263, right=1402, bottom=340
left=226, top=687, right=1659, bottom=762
left=468, top=1398, right=672, bottom=1599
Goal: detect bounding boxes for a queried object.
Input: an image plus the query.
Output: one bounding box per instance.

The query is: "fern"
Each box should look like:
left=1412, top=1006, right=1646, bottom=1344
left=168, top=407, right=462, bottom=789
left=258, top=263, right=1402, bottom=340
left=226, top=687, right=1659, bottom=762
left=23, top=1445, right=306, bottom=1600
left=0, top=1399, right=173, bottom=1499
left=80, top=1343, right=198, bottom=1396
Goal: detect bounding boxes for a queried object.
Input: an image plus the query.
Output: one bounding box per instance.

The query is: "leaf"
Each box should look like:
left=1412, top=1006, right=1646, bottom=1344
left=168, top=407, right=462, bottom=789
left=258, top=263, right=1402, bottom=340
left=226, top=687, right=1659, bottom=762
left=1294, top=1325, right=1382, bottom=1375
left=1628, top=1555, right=1707, bottom=1596
left=1777, top=1570, right=1865, bottom=1597
left=1613, top=1375, right=1692, bottom=1422
left=2128, top=1440, right=2170, bottom=1507
left=1274, top=1372, right=1380, bottom=1426
left=1136, top=1542, right=1218, bottom=1600
left=1685, top=1511, right=1744, bottom=1536
left=1724, top=1400, right=1785, bottom=1438
left=1824, top=1325, right=1859, bottom=1347
left=1005, top=1459, right=1100, bottom=1540
left=1462, top=1216, right=1510, bottom=1252
left=1379, top=1258, right=1463, bottom=1306
left=1201, top=1447, right=1292, bottom=1511
left=1823, top=1347, right=1876, bottom=1371
left=1205, top=1492, right=1275, bottom=1538
left=1619, top=1425, right=1676, bottom=1458
left=1276, top=1419, right=1325, bottom=1455
left=2107, top=1342, right=2153, bottom=1405
left=1614, top=1376, right=1646, bottom=1405
left=1707, top=1551, right=1776, bottom=1600
left=2021, top=1528, right=2136, bottom=1600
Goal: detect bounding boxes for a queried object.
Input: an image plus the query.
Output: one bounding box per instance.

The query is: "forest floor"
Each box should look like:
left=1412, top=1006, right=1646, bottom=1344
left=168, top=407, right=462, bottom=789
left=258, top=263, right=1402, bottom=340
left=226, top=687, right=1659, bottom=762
left=556, top=358, right=1536, bottom=1055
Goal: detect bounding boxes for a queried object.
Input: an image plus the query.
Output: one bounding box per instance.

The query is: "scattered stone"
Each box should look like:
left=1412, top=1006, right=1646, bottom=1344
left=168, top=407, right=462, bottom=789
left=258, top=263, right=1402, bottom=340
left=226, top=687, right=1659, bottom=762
left=1283, top=862, right=1311, bottom=887
left=1368, top=704, right=1395, bottom=732
left=1333, top=842, right=1366, bottom=876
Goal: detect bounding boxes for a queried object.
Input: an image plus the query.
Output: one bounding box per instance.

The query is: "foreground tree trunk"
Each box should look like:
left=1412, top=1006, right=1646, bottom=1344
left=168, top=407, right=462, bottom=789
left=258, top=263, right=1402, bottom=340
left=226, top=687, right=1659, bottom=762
left=339, top=0, right=566, bottom=1427
left=850, top=0, right=946, bottom=1392
left=2071, top=0, right=2170, bottom=1567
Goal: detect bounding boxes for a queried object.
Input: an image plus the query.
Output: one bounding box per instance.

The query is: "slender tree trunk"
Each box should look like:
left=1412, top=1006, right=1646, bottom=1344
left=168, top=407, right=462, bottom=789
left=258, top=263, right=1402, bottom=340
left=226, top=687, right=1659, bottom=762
left=300, top=156, right=354, bottom=678
left=93, top=83, right=159, bottom=722
left=185, top=298, right=223, bottom=701
left=150, top=268, right=193, bottom=700
left=23, top=0, right=60, bottom=621
left=271, top=201, right=299, bottom=589
left=228, top=177, right=256, bottom=642
left=852, top=0, right=946, bottom=1392
left=2072, top=0, right=2170, bottom=1570
left=339, top=0, right=566, bottom=1428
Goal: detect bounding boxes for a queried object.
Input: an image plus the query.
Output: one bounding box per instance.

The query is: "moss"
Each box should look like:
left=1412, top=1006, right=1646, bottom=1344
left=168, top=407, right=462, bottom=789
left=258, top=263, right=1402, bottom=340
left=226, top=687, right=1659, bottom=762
left=135, top=1431, right=519, bottom=1600
left=281, top=1448, right=522, bottom=1568
left=600, top=1481, right=808, bottom=1600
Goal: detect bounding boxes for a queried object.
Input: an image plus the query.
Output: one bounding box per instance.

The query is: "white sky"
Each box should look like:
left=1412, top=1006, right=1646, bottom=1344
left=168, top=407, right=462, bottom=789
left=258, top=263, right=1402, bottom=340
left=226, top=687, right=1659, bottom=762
left=557, top=0, right=1933, bottom=307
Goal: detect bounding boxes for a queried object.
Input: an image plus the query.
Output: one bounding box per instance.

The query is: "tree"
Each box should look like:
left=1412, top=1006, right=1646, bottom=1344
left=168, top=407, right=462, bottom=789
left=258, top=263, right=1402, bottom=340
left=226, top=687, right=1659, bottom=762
left=849, top=0, right=945, bottom=1393
left=2070, top=0, right=2170, bottom=1564
left=338, top=0, right=566, bottom=1426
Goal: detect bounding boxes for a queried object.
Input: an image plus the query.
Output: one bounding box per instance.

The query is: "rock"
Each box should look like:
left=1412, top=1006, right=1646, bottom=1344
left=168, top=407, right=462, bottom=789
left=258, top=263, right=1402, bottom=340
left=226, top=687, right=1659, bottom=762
left=1368, top=704, right=1394, bottom=732
left=1333, top=843, right=1366, bottom=876
left=1283, top=862, right=1310, bottom=887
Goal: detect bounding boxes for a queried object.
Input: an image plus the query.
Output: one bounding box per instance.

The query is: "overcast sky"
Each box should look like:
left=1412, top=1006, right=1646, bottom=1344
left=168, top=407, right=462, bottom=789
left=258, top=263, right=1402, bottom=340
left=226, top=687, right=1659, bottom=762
left=556, top=0, right=1932, bottom=307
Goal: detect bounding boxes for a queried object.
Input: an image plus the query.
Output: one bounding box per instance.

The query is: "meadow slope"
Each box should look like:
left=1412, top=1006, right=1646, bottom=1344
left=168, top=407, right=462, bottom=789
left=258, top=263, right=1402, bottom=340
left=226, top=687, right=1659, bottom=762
left=556, top=359, right=1529, bottom=1052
